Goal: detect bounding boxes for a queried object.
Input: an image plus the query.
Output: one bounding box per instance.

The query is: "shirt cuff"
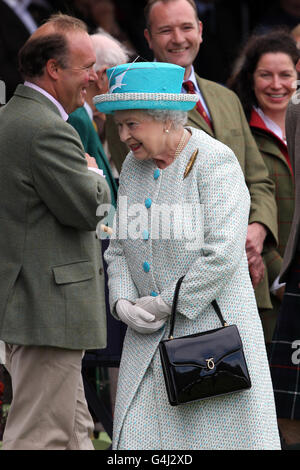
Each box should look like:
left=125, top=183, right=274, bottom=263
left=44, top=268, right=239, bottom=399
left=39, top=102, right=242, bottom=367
left=270, top=275, right=286, bottom=293
left=88, top=167, right=105, bottom=177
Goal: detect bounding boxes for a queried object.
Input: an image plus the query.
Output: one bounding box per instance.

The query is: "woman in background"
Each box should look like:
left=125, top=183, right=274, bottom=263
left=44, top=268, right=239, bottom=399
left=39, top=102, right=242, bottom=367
left=228, top=30, right=298, bottom=345
left=228, top=29, right=299, bottom=448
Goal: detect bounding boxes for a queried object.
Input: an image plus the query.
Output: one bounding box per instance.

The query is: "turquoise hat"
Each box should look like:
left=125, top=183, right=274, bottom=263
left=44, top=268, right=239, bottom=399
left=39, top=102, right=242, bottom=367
left=93, top=62, right=198, bottom=114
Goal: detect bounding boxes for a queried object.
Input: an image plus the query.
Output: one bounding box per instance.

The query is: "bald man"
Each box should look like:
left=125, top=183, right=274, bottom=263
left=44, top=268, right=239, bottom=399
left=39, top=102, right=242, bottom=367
left=0, top=14, right=111, bottom=450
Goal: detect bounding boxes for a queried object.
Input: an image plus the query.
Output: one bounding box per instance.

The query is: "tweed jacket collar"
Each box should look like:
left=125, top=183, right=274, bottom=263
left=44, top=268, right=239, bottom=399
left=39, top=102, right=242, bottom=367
left=13, top=84, right=64, bottom=119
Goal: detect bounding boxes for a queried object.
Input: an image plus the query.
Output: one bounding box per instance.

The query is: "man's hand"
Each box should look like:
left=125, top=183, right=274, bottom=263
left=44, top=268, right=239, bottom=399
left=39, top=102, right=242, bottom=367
left=248, top=254, right=265, bottom=289
left=85, top=152, right=98, bottom=169
left=246, top=222, right=267, bottom=289
left=246, top=222, right=267, bottom=262
left=246, top=223, right=267, bottom=287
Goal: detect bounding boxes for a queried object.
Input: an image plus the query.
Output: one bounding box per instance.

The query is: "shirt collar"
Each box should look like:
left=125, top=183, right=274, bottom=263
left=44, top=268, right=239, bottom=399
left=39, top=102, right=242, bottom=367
left=253, top=106, right=286, bottom=144
left=24, top=81, right=69, bottom=121
left=181, top=66, right=211, bottom=119
left=182, top=66, right=200, bottom=94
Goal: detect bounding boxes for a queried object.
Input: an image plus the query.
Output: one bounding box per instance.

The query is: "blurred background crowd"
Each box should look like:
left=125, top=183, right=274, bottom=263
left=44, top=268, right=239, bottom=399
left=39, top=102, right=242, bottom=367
left=3, top=0, right=300, bottom=103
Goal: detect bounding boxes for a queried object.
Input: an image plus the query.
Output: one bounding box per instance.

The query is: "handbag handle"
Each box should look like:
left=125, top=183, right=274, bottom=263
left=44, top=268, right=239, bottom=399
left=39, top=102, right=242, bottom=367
left=168, top=276, right=228, bottom=339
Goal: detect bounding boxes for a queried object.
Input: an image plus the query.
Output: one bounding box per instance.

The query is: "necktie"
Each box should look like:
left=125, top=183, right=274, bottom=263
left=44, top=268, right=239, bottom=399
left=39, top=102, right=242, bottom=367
left=183, top=80, right=213, bottom=130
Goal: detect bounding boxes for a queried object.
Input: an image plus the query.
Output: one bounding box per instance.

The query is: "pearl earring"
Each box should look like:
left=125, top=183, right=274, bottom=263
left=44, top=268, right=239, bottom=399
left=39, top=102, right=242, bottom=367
left=165, top=129, right=169, bottom=133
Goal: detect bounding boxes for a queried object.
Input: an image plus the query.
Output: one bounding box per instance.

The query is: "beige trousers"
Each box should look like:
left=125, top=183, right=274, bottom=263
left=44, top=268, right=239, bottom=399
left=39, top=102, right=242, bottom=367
left=2, top=344, right=94, bottom=450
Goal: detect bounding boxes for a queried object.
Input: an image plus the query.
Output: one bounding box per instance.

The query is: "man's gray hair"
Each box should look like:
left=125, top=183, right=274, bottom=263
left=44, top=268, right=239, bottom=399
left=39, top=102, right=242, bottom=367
left=145, top=109, right=188, bottom=128
left=90, top=29, right=130, bottom=71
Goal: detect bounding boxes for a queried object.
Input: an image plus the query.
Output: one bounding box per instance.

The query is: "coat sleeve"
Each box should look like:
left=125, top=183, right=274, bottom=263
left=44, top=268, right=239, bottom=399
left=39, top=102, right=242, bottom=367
left=263, top=248, right=283, bottom=287
left=159, top=142, right=251, bottom=320
left=30, top=119, right=111, bottom=231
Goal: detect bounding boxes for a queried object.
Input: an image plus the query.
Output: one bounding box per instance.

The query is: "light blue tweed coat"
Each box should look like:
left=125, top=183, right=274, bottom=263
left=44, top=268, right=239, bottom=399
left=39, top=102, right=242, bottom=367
left=105, top=127, right=280, bottom=450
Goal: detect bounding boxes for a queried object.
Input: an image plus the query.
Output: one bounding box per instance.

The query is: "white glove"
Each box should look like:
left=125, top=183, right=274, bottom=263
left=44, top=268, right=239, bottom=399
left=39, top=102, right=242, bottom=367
left=135, top=295, right=171, bottom=321
left=116, top=299, right=166, bottom=334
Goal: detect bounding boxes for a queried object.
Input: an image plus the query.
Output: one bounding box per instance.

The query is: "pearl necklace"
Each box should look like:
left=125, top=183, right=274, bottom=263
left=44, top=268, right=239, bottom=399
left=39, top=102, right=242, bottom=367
left=174, top=129, right=188, bottom=160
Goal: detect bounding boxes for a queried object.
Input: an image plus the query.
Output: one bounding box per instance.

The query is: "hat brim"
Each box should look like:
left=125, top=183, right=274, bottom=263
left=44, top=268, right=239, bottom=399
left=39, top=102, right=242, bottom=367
left=94, top=93, right=198, bottom=114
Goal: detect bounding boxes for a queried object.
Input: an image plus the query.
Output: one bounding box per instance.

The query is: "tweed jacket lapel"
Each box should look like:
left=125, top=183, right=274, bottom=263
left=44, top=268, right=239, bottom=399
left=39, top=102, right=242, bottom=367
left=255, top=130, right=292, bottom=175
left=249, top=110, right=292, bottom=176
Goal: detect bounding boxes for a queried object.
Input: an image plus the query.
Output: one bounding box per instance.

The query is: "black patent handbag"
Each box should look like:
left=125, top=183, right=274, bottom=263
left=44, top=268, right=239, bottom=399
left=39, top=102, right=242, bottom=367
left=159, top=276, right=251, bottom=406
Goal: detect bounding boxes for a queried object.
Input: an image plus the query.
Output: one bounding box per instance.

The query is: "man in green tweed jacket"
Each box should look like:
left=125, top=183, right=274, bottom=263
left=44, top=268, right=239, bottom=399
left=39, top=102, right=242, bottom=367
left=0, top=15, right=111, bottom=449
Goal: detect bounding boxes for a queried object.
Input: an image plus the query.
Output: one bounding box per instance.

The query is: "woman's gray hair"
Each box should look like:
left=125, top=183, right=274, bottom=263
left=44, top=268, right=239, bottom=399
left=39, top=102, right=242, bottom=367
left=144, top=109, right=188, bottom=129
left=91, top=29, right=131, bottom=71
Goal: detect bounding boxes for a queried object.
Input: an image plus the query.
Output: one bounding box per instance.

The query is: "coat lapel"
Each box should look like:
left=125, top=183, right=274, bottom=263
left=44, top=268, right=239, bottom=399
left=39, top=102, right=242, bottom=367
left=256, top=132, right=292, bottom=175
left=250, top=110, right=292, bottom=176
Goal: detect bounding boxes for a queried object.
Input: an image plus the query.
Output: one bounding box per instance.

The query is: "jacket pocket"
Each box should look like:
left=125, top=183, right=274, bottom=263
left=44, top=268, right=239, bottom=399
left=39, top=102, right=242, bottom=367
left=52, top=260, right=94, bottom=285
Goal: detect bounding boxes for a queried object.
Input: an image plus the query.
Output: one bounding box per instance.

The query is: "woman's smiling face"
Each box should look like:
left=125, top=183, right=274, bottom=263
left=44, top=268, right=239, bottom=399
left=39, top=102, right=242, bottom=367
left=114, top=110, right=167, bottom=161
left=253, top=52, right=297, bottom=116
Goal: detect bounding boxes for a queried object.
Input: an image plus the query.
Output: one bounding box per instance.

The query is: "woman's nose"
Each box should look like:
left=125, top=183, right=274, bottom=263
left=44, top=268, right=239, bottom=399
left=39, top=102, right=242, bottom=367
left=270, top=75, right=282, bottom=89
left=119, top=126, right=129, bottom=142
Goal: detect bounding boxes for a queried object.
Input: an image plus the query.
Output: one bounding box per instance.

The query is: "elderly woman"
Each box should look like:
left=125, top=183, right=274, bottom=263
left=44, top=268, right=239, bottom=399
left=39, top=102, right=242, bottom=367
left=94, top=62, right=280, bottom=450
left=228, top=31, right=299, bottom=349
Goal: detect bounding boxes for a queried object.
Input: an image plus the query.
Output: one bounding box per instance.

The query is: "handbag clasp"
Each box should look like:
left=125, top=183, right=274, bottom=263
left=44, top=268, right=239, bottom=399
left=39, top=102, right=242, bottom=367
left=206, top=358, right=215, bottom=370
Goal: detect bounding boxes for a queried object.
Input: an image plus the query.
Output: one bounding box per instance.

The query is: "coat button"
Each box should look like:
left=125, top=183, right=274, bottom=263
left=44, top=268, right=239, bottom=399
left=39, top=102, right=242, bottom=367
left=150, top=291, right=158, bottom=297
left=154, top=169, right=160, bottom=180
left=143, top=262, right=150, bottom=273
left=145, top=198, right=152, bottom=209
left=142, top=229, right=149, bottom=240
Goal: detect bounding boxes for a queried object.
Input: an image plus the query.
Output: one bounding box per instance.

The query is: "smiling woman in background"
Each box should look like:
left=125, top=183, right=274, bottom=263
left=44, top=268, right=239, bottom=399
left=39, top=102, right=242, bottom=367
left=228, top=29, right=300, bottom=448
left=228, top=30, right=299, bottom=346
